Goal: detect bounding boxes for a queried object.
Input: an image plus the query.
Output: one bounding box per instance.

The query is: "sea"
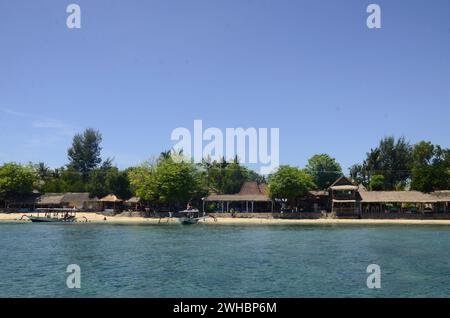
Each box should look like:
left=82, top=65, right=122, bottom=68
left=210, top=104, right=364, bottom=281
left=0, top=222, right=449, bottom=297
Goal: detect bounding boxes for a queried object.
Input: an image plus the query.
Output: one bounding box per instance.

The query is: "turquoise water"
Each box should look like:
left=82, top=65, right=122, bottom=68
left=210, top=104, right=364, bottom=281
left=1, top=223, right=450, bottom=297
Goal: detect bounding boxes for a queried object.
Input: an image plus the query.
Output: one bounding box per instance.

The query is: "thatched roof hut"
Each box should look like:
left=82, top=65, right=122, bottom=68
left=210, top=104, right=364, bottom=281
left=204, top=181, right=272, bottom=213
left=328, top=176, right=355, bottom=189
left=359, top=191, right=437, bottom=203
left=36, top=193, right=66, bottom=206
left=100, top=194, right=122, bottom=202
left=61, top=193, right=93, bottom=209
left=205, top=181, right=270, bottom=203
left=430, top=191, right=450, bottom=202
left=36, top=192, right=96, bottom=209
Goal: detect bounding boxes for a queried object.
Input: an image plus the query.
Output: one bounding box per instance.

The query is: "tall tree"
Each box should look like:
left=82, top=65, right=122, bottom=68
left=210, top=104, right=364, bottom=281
left=350, top=136, right=412, bottom=190
left=34, top=162, right=51, bottom=180
left=410, top=141, right=450, bottom=192
left=67, top=128, right=103, bottom=181
left=128, top=161, right=158, bottom=202
left=59, top=167, right=86, bottom=192
left=0, top=163, right=37, bottom=199
left=268, top=165, right=315, bottom=208
left=155, top=157, right=205, bottom=209
left=369, top=175, right=385, bottom=191
left=305, top=154, right=342, bottom=189
left=201, top=156, right=262, bottom=194
left=377, top=136, right=412, bottom=189
left=128, top=156, right=207, bottom=210
left=349, top=163, right=368, bottom=186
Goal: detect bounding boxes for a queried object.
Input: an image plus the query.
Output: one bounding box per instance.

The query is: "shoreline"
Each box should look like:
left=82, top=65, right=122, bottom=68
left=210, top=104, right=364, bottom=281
left=1, top=212, right=450, bottom=226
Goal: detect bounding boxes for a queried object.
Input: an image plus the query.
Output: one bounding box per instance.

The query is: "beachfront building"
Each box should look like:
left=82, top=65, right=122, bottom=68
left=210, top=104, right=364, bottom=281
left=36, top=193, right=101, bottom=211
left=100, top=194, right=123, bottom=213
left=430, top=191, right=450, bottom=213
left=124, top=196, right=144, bottom=211
left=325, top=176, right=450, bottom=216
left=328, top=176, right=359, bottom=217
left=359, top=190, right=437, bottom=214
left=202, top=176, right=450, bottom=216
left=325, top=177, right=450, bottom=216
left=298, top=190, right=329, bottom=212
left=1, top=191, right=40, bottom=212
left=204, top=181, right=273, bottom=213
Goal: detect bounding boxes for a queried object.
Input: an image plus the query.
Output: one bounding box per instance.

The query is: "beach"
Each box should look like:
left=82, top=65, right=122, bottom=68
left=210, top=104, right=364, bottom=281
left=2, top=212, right=450, bottom=225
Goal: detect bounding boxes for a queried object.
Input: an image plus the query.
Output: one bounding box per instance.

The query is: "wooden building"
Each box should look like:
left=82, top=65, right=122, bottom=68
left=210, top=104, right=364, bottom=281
left=100, top=194, right=123, bottom=213
left=204, top=181, right=273, bottom=212
left=1, top=192, right=40, bottom=211
left=328, top=176, right=359, bottom=216
left=124, top=196, right=144, bottom=211
left=36, top=193, right=101, bottom=211
left=359, top=190, right=437, bottom=213
left=428, top=190, right=450, bottom=213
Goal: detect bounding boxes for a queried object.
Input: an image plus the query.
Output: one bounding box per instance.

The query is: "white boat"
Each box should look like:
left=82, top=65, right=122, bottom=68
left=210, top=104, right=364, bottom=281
left=176, top=209, right=205, bottom=225
left=26, top=209, right=78, bottom=223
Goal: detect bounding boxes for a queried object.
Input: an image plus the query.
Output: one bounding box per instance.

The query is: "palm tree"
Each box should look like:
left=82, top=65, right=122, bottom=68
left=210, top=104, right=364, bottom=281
left=35, top=162, right=51, bottom=179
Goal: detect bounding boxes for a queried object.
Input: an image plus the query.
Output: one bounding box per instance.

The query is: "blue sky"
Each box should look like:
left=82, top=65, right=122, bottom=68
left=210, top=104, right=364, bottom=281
left=0, top=0, right=449, bottom=173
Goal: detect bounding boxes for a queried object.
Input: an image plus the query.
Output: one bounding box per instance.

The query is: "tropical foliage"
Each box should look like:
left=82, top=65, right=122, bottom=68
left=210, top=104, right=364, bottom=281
left=128, top=154, right=207, bottom=210
left=1, top=130, right=449, bottom=210
left=410, top=141, right=450, bottom=192
left=0, top=163, right=37, bottom=199
left=201, top=156, right=261, bottom=194
left=268, top=165, right=315, bottom=207
left=350, top=136, right=449, bottom=191
left=305, top=154, right=342, bottom=190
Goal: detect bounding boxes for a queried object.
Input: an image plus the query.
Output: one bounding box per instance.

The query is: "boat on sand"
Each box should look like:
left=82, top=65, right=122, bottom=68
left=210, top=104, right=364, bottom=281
left=176, top=209, right=205, bottom=225
left=25, top=209, right=78, bottom=223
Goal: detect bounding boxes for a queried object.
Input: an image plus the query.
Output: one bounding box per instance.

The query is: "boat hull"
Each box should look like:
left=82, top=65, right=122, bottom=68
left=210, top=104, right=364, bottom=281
left=28, top=216, right=76, bottom=223
left=178, top=217, right=200, bottom=225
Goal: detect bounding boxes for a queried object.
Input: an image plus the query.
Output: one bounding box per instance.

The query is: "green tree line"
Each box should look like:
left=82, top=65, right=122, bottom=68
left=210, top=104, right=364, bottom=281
left=0, top=130, right=449, bottom=210
left=350, top=136, right=450, bottom=192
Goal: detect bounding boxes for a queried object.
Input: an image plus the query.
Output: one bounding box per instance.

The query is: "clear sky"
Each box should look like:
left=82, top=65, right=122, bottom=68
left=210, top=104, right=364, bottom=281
left=0, top=0, right=449, bottom=173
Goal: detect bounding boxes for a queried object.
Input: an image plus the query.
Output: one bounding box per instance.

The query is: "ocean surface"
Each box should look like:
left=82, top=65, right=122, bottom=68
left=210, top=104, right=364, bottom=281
left=0, top=222, right=450, bottom=297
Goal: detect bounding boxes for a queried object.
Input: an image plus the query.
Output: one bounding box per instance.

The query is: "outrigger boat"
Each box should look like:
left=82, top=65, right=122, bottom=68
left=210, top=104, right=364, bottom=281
left=26, top=208, right=78, bottom=223
left=176, top=209, right=206, bottom=225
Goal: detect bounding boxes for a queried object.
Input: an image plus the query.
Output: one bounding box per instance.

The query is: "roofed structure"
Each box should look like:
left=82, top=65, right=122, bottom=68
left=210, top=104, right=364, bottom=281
left=329, top=176, right=352, bottom=187
left=100, top=194, right=123, bottom=202
left=328, top=176, right=358, bottom=215
left=36, top=192, right=97, bottom=209
left=61, top=193, right=93, bottom=209
left=204, top=181, right=272, bottom=212
left=331, top=185, right=358, bottom=191
left=359, top=191, right=437, bottom=203
left=3, top=192, right=40, bottom=209
left=309, top=190, right=329, bottom=197
left=36, top=193, right=66, bottom=206
left=125, top=196, right=141, bottom=204
left=430, top=191, right=450, bottom=202
left=205, top=181, right=270, bottom=202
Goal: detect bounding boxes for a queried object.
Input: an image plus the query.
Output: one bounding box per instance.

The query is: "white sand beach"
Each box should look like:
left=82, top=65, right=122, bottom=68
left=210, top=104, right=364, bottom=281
left=1, top=212, right=450, bottom=225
